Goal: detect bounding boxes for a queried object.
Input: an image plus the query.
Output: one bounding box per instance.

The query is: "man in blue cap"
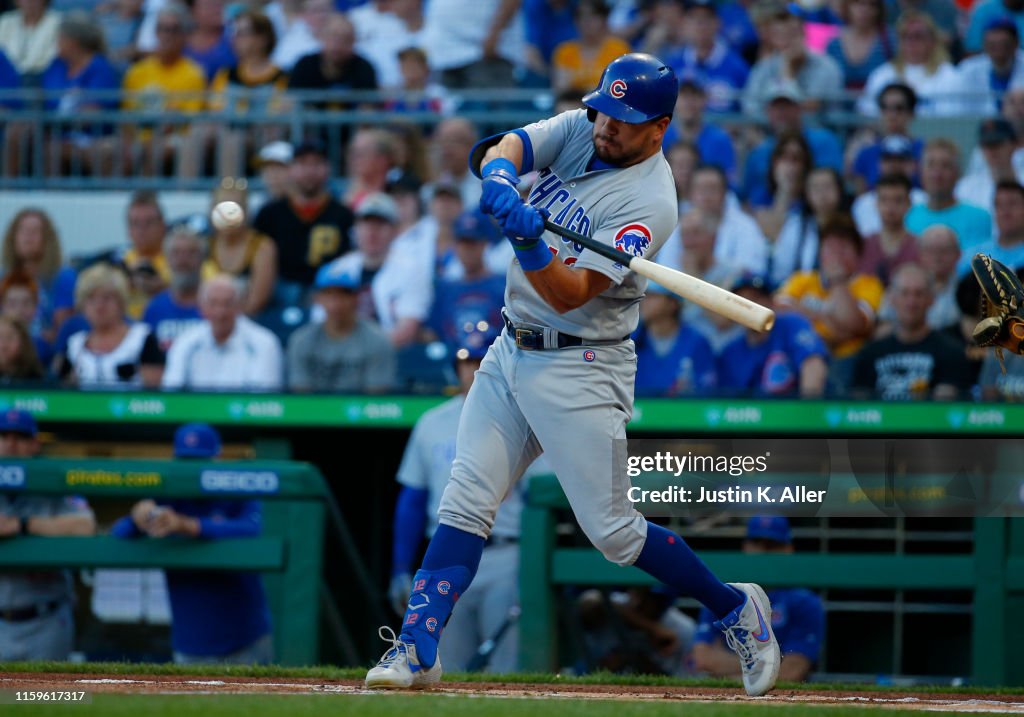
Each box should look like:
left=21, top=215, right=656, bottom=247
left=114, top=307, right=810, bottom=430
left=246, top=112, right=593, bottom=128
left=0, top=409, right=95, bottom=661
left=692, top=516, right=824, bottom=683
left=286, top=261, right=396, bottom=393
left=112, top=423, right=273, bottom=664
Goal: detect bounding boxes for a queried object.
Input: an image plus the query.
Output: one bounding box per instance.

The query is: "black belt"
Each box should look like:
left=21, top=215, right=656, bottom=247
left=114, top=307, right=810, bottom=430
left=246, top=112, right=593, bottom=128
left=485, top=536, right=519, bottom=548
left=501, top=311, right=627, bottom=351
left=0, top=599, right=63, bottom=622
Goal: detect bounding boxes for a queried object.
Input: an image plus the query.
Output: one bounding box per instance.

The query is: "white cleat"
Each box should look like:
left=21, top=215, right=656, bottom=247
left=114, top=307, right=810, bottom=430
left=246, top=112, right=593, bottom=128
left=715, top=582, right=781, bottom=697
left=364, top=626, right=443, bottom=689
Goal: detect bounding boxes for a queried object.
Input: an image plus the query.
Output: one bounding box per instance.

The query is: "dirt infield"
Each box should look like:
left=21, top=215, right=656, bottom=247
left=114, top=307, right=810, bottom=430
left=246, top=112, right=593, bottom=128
left=4, top=673, right=1024, bottom=713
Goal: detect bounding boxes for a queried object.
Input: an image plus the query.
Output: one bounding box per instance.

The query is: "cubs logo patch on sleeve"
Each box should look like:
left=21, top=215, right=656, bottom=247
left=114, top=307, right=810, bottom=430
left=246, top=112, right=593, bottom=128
left=614, top=223, right=653, bottom=257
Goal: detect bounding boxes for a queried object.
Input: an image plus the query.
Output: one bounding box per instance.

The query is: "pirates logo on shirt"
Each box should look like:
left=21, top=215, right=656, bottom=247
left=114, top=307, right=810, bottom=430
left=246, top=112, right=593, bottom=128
left=614, top=223, right=652, bottom=258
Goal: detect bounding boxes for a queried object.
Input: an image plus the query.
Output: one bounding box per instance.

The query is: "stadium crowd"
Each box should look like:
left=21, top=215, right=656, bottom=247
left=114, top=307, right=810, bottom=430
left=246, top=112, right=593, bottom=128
left=0, top=0, right=1022, bottom=399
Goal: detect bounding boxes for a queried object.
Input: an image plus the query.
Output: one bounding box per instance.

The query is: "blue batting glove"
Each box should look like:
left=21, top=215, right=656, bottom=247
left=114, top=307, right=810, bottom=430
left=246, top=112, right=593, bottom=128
left=503, top=206, right=553, bottom=272
left=502, top=203, right=548, bottom=242
left=480, top=158, right=522, bottom=221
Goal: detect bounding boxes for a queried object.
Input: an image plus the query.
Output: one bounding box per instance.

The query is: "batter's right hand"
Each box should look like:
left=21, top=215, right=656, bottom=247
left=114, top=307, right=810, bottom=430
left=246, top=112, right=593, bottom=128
left=389, top=572, right=412, bottom=616
left=480, top=158, right=522, bottom=221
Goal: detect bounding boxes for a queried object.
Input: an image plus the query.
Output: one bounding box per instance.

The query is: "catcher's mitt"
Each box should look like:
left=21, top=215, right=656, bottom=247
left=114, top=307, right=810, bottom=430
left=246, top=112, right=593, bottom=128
left=970, top=253, right=1024, bottom=369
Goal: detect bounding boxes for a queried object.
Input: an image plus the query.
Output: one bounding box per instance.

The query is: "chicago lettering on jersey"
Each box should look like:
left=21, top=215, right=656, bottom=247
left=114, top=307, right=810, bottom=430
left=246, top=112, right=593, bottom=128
left=529, top=169, right=592, bottom=243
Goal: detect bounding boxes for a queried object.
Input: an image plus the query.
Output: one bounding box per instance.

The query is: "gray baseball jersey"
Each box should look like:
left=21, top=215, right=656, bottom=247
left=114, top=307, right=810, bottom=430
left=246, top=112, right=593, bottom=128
left=436, top=110, right=680, bottom=570
left=500, top=109, right=678, bottom=339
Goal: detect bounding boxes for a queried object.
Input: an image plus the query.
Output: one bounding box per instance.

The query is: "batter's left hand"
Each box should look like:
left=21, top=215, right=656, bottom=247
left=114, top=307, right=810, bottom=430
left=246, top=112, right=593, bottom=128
left=502, top=204, right=549, bottom=243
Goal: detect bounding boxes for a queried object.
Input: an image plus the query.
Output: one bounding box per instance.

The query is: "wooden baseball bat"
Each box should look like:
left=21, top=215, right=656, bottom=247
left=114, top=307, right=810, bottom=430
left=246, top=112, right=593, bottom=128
left=543, top=220, right=775, bottom=333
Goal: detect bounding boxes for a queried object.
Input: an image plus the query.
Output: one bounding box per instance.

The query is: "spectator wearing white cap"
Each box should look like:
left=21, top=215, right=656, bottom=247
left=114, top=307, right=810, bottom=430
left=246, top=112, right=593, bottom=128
left=251, top=141, right=293, bottom=215
left=321, top=193, right=432, bottom=348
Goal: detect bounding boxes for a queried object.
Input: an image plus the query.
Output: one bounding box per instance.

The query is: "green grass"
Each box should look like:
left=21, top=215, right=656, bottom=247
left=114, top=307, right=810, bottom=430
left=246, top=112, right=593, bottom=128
left=10, top=694, right=985, bottom=717
left=2, top=661, right=1022, bottom=697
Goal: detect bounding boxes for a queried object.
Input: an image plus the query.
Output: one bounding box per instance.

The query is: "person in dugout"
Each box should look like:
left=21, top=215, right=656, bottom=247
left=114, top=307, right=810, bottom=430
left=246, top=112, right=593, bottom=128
left=111, top=422, right=273, bottom=664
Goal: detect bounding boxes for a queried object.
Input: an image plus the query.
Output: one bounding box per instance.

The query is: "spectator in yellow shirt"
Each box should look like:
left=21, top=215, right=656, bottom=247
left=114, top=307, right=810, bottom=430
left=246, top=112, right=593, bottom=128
left=180, top=10, right=288, bottom=179
left=551, top=0, right=631, bottom=94
left=775, top=216, right=884, bottom=364
left=121, top=2, right=206, bottom=176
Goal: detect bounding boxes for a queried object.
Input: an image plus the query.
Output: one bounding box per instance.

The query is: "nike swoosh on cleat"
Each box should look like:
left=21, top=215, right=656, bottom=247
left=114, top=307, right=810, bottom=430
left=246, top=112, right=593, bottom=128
left=752, top=601, right=771, bottom=642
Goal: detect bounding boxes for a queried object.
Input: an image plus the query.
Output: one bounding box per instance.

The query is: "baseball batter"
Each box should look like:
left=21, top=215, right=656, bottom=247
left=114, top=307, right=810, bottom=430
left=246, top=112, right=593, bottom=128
left=366, top=53, right=781, bottom=695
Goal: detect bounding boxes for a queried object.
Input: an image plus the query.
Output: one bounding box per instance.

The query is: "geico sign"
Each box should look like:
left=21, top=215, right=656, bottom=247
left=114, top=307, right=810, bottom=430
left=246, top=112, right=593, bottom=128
left=0, top=465, right=25, bottom=488
left=200, top=470, right=279, bottom=494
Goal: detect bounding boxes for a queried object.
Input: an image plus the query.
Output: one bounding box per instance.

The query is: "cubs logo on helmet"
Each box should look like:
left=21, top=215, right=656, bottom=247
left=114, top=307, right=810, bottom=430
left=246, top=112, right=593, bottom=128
left=614, top=223, right=652, bottom=258
left=609, top=79, right=627, bottom=98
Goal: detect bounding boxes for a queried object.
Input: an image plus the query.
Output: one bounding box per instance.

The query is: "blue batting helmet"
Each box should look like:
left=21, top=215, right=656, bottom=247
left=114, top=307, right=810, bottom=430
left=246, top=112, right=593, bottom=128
left=583, top=53, right=677, bottom=124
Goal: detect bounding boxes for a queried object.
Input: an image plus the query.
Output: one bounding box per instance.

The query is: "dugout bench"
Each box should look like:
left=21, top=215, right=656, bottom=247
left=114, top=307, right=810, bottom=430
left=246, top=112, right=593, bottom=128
left=0, top=457, right=327, bottom=665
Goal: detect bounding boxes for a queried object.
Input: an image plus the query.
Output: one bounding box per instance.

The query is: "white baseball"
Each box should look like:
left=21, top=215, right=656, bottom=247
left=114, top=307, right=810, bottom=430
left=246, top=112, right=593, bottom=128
left=211, top=200, right=245, bottom=230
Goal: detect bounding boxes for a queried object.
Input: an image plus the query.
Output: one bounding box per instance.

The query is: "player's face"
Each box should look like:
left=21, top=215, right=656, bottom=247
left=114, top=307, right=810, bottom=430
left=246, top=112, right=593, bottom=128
left=591, top=113, right=670, bottom=167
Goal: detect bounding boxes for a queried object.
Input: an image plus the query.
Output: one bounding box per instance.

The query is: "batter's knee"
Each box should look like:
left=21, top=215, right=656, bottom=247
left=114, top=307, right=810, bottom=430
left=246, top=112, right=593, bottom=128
left=580, top=515, right=647, bottom=567
left=436, top=468, right=500, bottom=540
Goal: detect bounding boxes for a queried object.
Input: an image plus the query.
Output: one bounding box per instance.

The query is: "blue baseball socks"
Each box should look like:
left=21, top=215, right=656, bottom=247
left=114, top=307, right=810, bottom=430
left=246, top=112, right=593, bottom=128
left=399, top=524, right=484, bottom=668
left=635, top=521, right=744, bottom=618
